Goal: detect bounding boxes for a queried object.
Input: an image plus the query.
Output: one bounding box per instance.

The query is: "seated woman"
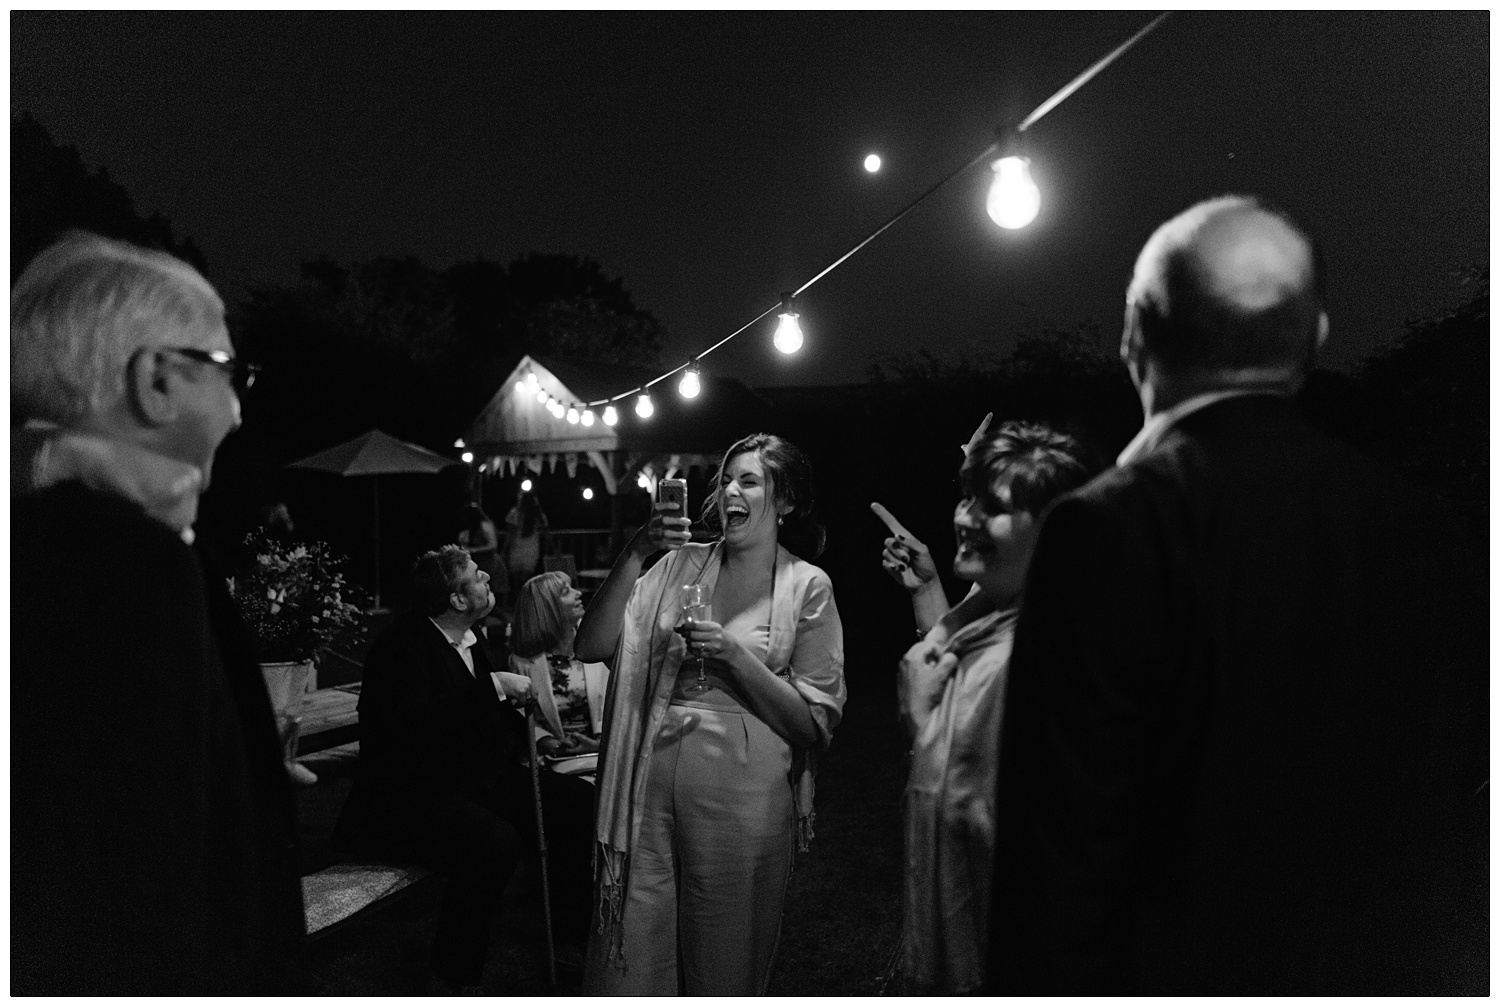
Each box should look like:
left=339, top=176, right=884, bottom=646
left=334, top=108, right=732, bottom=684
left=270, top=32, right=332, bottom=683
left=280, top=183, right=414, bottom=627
left=896, top=421, right=1097, bottom=995
left=508, top=571, right=608, bottom=758
left=576, top=433, right=846, bottom=996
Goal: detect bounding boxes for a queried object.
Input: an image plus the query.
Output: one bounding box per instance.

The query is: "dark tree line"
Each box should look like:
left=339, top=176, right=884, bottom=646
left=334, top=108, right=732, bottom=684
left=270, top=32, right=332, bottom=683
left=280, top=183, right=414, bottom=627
left=11, top=113, right=208, bottom=280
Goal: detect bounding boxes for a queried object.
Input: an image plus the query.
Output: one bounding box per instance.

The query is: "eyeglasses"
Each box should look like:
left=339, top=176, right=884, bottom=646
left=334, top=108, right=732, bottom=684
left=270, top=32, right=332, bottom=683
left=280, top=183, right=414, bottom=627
left=162, top=347, right=261, bottom=394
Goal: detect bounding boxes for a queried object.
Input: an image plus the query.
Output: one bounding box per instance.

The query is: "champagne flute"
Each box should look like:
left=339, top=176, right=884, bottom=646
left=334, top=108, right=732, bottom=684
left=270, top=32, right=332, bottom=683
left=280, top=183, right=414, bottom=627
left=677, top=583, right=713, bottom=693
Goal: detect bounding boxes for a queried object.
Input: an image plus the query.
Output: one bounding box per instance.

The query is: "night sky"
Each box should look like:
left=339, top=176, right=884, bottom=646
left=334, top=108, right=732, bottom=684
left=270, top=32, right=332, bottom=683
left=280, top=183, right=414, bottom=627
left=11, top=11, right=1489, bottom=390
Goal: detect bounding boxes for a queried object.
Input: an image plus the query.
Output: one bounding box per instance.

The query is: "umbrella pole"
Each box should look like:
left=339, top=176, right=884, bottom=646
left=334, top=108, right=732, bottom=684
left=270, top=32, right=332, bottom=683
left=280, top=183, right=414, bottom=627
left=372, top=478, right=382, bottom=611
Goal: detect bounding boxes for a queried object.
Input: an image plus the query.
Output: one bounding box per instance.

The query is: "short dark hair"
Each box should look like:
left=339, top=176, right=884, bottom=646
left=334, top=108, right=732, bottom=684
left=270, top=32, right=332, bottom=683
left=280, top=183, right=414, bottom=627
left=959, top=421, right=1099, bottom=518
left=701, top=432, right=825, bottom=559
left=1134, top=196, right=1325, bottom=376
left=409, top=545, right=472, bottom=616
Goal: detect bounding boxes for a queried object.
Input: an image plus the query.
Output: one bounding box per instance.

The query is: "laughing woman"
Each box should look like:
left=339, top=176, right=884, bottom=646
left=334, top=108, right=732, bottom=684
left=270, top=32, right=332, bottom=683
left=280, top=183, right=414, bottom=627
left=575, top=433, right=846, bottom=996
left=896, top=422, right=1097, bottom=994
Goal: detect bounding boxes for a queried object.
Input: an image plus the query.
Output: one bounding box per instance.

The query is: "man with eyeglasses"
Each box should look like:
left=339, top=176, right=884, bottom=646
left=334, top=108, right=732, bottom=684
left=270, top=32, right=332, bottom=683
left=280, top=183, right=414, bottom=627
left=11, top=232, right=303, bottom=994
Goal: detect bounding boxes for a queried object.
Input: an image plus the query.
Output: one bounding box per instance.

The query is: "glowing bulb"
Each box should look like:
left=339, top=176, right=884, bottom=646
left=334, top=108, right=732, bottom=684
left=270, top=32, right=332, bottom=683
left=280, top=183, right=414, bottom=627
left=603, top=405, right=619, bottom=426
left=521, top=477, right=533, bottom=492
left=514, top=380, right=526, bottom=393
left=864, top=153, right=881, bottom=173
left=636, top=472, right=650, bottom=489
left=582, top=487, right=594, bottom=501
left=526, top=371, right=539, bottom=388
left=550, top=402, right=565, bottom=418
left=461, top=451, right=474, bottom=463
left=678, top=364, right=701, bottom=399
left=774, top=311, right=803, bottom=354
left=536, top=389, right=548, bottom=404
left=566, top=406, right=579, bottom=424
left=986, top=155, right=1040, bottom=229
left=453, top=438, right=465, bottom=448
left=635, top=393, right=654, bottom=419
left=581, top=409, right=595, bottom=427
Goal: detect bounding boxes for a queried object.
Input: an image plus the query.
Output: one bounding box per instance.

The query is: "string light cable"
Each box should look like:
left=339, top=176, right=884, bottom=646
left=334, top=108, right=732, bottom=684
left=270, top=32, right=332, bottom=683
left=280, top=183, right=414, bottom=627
left=560, top=12, right=1169, bottom=413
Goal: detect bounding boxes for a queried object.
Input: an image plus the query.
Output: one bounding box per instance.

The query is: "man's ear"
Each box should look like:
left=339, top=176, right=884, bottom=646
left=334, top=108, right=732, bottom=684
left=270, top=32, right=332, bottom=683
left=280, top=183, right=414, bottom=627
left=449, top=591, right=467, bottom=614
left=1119, top=301, right=1143, bottom=369
left=127, top=349, right=180, bottom=428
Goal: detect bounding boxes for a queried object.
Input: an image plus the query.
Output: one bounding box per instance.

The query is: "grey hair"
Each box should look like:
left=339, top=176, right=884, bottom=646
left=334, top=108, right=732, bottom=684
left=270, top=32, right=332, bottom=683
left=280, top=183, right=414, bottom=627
left=11, top=231, right=225, bottom=423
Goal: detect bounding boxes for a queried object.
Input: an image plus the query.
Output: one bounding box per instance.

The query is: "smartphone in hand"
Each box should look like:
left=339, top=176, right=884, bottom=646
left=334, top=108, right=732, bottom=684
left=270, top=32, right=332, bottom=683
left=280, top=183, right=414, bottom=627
left=658, top=477, right=687, bottom=515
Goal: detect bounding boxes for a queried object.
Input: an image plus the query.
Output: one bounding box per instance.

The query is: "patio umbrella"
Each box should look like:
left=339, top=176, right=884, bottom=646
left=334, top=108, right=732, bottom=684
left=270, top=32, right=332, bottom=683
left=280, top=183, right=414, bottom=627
left=286, top=429, right=463, bottom=610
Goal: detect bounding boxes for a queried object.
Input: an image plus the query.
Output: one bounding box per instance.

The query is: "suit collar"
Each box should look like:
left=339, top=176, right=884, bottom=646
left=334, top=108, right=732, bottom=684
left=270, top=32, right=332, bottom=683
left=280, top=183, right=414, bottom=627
left=1118, top=389, right=1291, bottom=466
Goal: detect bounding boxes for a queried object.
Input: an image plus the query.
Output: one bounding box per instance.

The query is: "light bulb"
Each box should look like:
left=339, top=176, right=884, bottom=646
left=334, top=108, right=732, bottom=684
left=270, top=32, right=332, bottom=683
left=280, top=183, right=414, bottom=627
left=986, top=155, right=1040, bottom=229
left=521, top=477, right=533, bottom=492
left=566, top=406, right=579, bottom=424
left=603, top=405, right=619, bottom=426
left=514, top=380, right=526, bottom=393
left=461, top=451, right=474, bottom=463
left=636, top=393, right=654, bottom=419
left=582, top=487, right=594, bottom=501
left=549, top=401, right=564, bottom=418
left=453, top=438, right=465, bottom=448
left=678, top=365, right=701, bottom=399
left=535, top=389, right=548, bottom=404
left=581, top=409, right=595, bottom=427
left=774, top=311, right=803, bottom=354
left=864, top=153, right=882, bottom=173
left=526, top=371, right=539, bottom=388
left=636, top=472, right=650, bottom=489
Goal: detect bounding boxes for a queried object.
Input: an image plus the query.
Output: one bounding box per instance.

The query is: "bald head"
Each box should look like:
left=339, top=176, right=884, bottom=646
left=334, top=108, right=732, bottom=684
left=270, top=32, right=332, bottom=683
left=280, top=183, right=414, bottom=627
left=1124, top=196, right=1327, bottom=392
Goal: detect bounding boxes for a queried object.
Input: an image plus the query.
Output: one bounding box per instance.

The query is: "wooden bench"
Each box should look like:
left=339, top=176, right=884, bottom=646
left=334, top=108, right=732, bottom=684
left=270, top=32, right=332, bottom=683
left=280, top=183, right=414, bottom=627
left=296, top=685, right=361, bottom=757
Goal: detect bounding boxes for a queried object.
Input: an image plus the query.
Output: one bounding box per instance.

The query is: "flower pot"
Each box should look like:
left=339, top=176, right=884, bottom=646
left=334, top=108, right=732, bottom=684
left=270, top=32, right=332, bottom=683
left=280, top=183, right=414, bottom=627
left=259, top=660, right=316, bottom=716
left=260, top=660, right=318, bottom=786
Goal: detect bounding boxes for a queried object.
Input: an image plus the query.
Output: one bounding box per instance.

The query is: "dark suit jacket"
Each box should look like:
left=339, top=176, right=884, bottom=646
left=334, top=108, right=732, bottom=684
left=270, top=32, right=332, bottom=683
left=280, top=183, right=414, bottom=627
left=986, top=395, right=1487, bottom=995
left=11, top=482, right=304, bottom=995
left=333, top=612, right=529, bottom=852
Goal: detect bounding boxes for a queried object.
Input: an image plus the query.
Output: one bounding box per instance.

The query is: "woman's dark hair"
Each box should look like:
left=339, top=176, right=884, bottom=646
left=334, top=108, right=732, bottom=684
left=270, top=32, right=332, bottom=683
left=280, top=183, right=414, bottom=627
left=515, top=491, right=544, bottom=537
left=461, top=502, right=490, bottom=538
left=958, top=421, right=1100, bottom=518
left=701, top=432, right=825, bottom=559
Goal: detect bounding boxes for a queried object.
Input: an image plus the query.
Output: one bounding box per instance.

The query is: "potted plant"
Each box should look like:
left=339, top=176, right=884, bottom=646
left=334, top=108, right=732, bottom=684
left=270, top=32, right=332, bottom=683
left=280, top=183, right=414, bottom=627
left=228, top=530, right=368, bottom=782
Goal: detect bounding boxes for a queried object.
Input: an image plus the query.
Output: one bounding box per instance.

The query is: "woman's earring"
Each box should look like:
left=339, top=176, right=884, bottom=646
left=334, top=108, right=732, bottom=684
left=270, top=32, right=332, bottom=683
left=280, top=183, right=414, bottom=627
left=777, top=515, right=784, bottom=526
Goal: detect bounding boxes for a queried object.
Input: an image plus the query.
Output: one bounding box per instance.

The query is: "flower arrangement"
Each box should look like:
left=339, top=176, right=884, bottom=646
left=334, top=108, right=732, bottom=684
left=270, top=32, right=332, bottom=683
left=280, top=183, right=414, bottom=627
left=228, top=530, right=369, bottom=664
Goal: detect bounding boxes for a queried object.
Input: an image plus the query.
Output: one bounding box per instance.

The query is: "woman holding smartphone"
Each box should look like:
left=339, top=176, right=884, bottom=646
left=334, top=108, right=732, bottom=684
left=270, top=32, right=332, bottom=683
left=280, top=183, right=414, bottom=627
left=575, top=433, right=846, bottom=995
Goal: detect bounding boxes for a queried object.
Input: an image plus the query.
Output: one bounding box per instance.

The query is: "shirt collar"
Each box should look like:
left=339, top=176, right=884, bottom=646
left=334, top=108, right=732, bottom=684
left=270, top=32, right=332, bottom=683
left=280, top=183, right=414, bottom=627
left=1116, top=388, right=1284, bottom=467
left=428, top=616, right=477, bottom=652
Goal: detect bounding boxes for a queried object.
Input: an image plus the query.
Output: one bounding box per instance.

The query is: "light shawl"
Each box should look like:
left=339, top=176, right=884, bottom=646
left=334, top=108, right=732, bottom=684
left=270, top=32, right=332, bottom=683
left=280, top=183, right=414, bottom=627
left=592, top=540, right=846, bottom=966
left=902, top=605, right=1018, bottom=993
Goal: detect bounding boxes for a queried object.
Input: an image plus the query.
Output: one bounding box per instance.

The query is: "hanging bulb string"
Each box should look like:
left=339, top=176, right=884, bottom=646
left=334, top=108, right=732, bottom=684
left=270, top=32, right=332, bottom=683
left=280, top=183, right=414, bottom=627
left=1017, top=12, right=1169, bottom=133
left=579, top=11, right=1168, bottom=411
left=792, top=140, right=1003, bottom=301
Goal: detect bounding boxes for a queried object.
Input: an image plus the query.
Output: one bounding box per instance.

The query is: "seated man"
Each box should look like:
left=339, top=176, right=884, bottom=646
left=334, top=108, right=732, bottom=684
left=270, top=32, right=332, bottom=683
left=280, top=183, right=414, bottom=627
left=333, top=546, right=595, bottom=992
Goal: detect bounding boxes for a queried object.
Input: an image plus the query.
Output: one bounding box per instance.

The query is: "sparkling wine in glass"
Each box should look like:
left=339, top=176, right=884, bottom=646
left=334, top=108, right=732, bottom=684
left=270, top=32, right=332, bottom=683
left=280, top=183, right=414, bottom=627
left=677, top=583, right=713, bottom=692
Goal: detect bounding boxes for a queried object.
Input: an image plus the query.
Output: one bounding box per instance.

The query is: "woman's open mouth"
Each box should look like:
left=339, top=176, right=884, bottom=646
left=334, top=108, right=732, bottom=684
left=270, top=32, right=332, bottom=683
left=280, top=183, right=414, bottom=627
left=954, top=525, right=992, bottom=557
left=725, top=503, right=750, bottom=528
